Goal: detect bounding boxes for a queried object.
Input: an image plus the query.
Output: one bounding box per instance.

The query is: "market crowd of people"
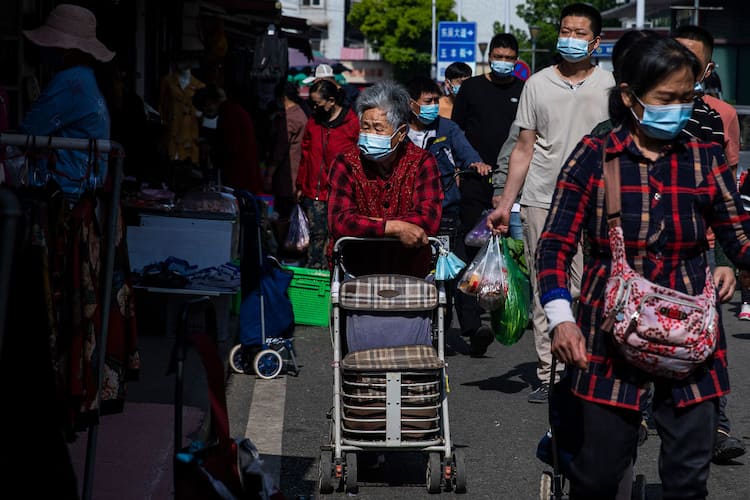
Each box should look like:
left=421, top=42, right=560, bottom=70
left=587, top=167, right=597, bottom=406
left=1, top=3, right=749, bottom=499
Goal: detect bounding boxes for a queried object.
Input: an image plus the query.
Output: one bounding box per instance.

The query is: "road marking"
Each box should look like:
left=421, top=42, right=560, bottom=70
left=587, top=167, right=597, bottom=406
left=245, top=376, right=287, bottom=489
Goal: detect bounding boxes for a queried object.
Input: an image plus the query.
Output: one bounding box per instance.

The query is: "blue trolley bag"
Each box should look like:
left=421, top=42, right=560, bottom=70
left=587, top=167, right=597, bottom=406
left=239, top=257, right=294, bottom=346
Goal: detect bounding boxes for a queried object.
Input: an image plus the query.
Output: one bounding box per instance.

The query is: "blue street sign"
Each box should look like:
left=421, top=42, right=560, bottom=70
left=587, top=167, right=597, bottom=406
left=593, top=42, right=614, bottom=58
left=438, top=21, right=477, bottom=43
left=438, top=43, right=476, bottom=62
left=438, top=21, right=478, bottom=63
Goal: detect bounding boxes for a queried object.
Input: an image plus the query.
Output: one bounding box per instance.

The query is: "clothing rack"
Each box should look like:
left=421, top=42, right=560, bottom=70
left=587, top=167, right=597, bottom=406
left=0, top=186, right=21, bottom=354
left=0, top=133, right=124, bottom=500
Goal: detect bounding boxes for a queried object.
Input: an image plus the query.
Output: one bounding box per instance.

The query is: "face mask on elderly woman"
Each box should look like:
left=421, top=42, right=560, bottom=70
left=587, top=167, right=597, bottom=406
left=358, top=127, right=403, bottom=161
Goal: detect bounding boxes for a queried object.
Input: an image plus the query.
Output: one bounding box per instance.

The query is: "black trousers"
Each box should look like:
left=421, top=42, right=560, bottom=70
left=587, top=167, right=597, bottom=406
left=568, top=385, right=717, bottom=500
left=454, top=175, right=492, bottom=336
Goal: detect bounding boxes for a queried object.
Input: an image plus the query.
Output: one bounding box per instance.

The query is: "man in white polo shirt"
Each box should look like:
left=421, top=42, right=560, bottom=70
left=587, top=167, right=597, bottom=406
left=491, top=3, right=614, bottom=403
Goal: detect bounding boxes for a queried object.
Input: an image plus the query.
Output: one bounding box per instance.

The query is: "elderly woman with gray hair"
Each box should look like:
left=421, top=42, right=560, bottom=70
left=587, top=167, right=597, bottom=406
left=327, top=80, right=443, bottom=276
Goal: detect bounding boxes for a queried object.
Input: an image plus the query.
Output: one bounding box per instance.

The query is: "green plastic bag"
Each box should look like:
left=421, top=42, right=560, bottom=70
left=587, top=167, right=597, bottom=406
left=491, top=237, right=531, bottom=345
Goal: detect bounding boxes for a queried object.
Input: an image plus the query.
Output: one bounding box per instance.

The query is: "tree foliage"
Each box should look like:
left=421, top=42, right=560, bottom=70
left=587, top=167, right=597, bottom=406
left=348, top=0, right=455, bottom=81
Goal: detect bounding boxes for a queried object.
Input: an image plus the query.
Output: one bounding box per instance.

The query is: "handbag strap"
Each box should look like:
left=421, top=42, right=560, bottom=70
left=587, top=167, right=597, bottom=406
left=601, top=133, right=716, bottom=302
left=601, top=135, right=622, bottom=229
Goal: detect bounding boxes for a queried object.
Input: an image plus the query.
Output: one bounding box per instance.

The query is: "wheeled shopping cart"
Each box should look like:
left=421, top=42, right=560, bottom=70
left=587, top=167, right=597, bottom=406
left=319, top=237, right=466, bottom=495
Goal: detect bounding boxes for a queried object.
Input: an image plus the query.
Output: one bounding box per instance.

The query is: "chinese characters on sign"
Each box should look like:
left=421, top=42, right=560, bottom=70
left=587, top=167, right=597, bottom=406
left=437, top=21, right=477, bottom=82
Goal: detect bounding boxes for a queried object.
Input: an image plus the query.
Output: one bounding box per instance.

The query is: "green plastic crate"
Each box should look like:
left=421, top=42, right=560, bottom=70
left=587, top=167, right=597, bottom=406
left=284, top=266, right=331, bottom=327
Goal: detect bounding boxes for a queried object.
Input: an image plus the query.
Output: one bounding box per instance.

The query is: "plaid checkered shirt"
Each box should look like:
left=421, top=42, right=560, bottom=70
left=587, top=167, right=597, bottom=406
left=537, top=124, right=750, bottom=409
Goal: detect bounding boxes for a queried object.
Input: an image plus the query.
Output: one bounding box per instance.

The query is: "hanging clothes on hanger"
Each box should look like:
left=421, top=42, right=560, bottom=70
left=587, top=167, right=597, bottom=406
left=159, top=62, right=206, bottom=164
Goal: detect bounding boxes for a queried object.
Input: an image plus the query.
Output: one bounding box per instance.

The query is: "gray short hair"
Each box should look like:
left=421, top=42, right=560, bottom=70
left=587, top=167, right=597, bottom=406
left=355, top=81, right=412, bottom=130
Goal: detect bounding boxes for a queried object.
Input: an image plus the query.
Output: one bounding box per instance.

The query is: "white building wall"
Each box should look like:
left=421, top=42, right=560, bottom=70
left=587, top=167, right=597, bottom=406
left=281, top=0, right=345, bottom=60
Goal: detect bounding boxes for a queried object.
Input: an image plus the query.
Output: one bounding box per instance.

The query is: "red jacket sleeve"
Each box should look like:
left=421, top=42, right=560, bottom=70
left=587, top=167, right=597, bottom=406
left=296, top=122, right=313, bottom=192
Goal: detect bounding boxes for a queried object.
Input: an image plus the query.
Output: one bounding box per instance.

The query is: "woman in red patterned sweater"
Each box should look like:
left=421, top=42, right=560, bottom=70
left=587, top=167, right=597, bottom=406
left=327, top=81, right=443, bottom=277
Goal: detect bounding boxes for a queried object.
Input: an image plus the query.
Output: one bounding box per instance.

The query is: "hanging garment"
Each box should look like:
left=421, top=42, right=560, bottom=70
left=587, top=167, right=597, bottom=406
left=159, top=71, right=206, bottom=163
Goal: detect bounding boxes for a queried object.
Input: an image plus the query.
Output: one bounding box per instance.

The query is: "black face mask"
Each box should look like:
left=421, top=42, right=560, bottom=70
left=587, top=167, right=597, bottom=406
left=313, top=105, right=332, bottom=122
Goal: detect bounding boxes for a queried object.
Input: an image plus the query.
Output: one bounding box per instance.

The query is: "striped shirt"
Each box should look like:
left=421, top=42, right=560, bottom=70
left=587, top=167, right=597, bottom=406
left=683, top=95, right=724, bottom=146
left=537, top=124, right=750, bottom=409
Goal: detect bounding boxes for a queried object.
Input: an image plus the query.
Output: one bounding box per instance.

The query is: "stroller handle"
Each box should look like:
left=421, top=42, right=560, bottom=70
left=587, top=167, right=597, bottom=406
left=332, top=236, right=444, bottom=254
left=331, top=237, right=445, bottom=279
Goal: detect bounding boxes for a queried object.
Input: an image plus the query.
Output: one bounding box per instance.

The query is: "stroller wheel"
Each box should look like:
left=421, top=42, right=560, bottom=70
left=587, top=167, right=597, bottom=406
left=318, top=451, right=334, bottom=494
left=228, top=344, right=251, bottom=374
left=426, top=452, right=442, bottom=494
left=345, top=452, right=358, bottom=494
left=253, top=349, right=283, bottom=379
left=453, top=449, right=467, bottom=494
left=632, top=473, right=647, bottom=500
left=539, top=471, right=552, bottom=500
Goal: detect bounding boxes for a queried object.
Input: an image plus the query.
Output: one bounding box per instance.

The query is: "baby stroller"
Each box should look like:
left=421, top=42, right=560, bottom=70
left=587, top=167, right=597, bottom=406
left=318, top=237, right=465, bottom=495
left=228, top=192, right=299, bottom=379
left=537, top=358, right=646, bottom=500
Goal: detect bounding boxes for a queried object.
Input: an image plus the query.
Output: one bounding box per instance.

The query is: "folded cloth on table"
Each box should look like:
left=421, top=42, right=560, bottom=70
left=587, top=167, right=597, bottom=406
left=187, top=262, right=241, bottom=291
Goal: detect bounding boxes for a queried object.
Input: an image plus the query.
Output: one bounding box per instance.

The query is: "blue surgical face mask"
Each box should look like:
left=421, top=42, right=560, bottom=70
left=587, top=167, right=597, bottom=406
left=416, top=103, right=439, bottom=124
left=556, top=37, right=592, bottom=62
left=358, top=127, right=402, bottom=161
left=451, top=84, right=461, bottom=95
left=631, top=95, right=693, bottom=140
left=693, top=63, right=711, bottom=95
left=490, top=60, right=515, bottom=77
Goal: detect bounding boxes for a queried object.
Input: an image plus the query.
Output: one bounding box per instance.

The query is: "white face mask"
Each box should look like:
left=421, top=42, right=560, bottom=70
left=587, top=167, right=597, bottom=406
left=177, top=69, right=191, bottom=89
left=202, top=116, right=218, bottom=129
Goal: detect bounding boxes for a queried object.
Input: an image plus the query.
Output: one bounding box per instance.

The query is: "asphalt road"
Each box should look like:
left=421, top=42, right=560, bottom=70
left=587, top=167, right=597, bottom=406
left=228, top=295, right=750, bottom=500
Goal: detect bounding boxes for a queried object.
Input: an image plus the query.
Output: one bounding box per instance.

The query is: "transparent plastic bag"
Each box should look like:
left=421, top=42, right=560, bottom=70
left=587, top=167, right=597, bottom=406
left=464, top=209, right=492, bottom=247
left=178, top=189, right=238, bottom=216
left=457, top=237, right=490, bottom=296
left=476, top=235, right=508, bottom=311
left=491, top=237, right=531, bottom=345
left=284, top=204, right=310, bottom=253
left=457, top=235, right=508, bottom=311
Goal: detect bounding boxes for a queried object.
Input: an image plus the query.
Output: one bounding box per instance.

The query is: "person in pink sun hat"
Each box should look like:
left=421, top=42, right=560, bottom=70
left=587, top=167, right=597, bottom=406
left=19, top=3, right=114, bottom=198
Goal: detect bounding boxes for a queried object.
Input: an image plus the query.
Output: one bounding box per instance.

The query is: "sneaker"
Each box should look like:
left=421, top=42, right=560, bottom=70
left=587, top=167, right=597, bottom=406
left=738, top=303, right=750, bottom=321
left=528, top=383, right=550, bottom=404
left=713, top=430, right=746, bottom=464
left=469, top=325, right=494, bottom=357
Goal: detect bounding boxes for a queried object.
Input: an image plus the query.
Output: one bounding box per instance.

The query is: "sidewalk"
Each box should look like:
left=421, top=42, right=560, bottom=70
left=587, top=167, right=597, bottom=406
left=67, top=311, right=237, bottom=499
left=69, top=403, right=204, bottom=500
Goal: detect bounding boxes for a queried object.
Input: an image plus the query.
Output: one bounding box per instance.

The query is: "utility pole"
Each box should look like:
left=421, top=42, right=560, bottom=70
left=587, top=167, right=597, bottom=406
left=431, top=0, right=436, bottom=79
left=504, top=0, right=510, bottom=33
left=693, top=0, right=700, bottom=24
left=636, top=0, right=645, bottom=28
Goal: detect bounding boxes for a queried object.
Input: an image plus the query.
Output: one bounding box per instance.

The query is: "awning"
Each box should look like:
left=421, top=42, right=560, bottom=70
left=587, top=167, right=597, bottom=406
left=289, top=48, right=336, bottom=69
left=205, top=0, right=280, bottom=14
left=201, top=1, right=312, bottom=59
